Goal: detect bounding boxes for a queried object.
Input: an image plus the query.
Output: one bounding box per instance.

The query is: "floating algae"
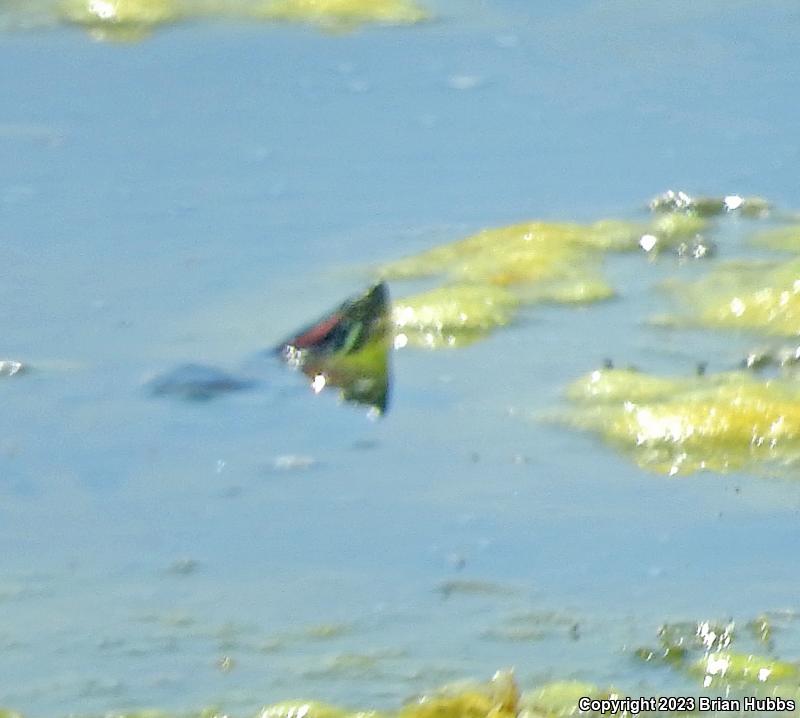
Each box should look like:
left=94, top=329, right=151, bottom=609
left=482, top=625, right=547, bottom=643
left=302, top=653, right=385, bottom=680
left=258, top=701, right=354, bottom=718
left=379, top=213, right=727, bottom=281
left=252, top=0, right=428, bottom=28
left=378, top=213, right=720, bottom=349
left=752, top=224, right=800, bottom=252
left=648, top=190, right=771, bottom=219
left=484, top=610, right=579, bottom=644
left=254, top=671, right=518, bottom=718
left=694, top=651, right=799, bottom=688
left=661, top=258, right=800, bottom=336
left=741, top=343, right=800, bottom=372
left=58, top=0, right=428, bottom=39
left=398, top=670, right=519, bottom=718
left=375, top=221, right=633, bottom=350
left=303, top=622, right=355, bottom=640
left=377, top=221, right=642, bottom=284
left=637, top=619, right=800, bottom=700
left=638, top=214, right=715, bottom=259
left=560, top=367, right=800, bottom=475
left=25, top=673, right=522, bottom=718
left=511, top=270, right=615, bottom=305
left=392, top=284, right=519, bottom=349
left=436, top=578, right=517, bottom=598
left=377, top=223, right=579, bottom=280
left=375, top=212, right=738, bottom=351
left=58, top=0, right=181, bottom=40
left=302, top=648, right=408, bottom=680
left=636, top=620, right=734, bottom=667
left=11, top=661, right=784, bottom=718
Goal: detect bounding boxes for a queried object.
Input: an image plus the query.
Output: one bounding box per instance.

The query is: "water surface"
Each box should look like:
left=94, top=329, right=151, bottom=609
left=3, top=1, right=800, bottom=715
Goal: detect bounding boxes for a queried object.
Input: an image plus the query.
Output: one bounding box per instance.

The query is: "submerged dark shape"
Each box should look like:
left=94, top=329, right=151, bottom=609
left=148, top=363, right=255, bottom=401
left=274, top=282, right=391, bottom=414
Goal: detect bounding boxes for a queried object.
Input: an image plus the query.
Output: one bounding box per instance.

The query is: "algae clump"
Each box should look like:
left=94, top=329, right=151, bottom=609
left=560, top=367, right=800, bottom=475
left=59, top=0, right=181, bottom=40
left=255, top=672, right=518, bottom=718
left=649, top=190, right=771, bottom=218
left=378, top=214, right=710, bottom=329
left=694, top=651, right=799, bottom=688
left=377, top=220, right=630, bottom=348
left=636, top=620, right=733, bottom=667
left=392, top=284, right=519, bottom=349
left=58, top=0, right=428, bottom=38
left=398, top=670, right=519, bottom=718
left=378, top=221, right=642, bottom=285
left=253, top=0, right=428, bottom=28
left=258, top=701, right=355, bottom=718
left=664, top=258, right=800, bottom=336
left=380, top=207, right=718, bottom=286
left=636, top=619, right=800, bottom=700
left=377, top=222, right=583, bottom=281
left=376, top=207, right=734, bottom=352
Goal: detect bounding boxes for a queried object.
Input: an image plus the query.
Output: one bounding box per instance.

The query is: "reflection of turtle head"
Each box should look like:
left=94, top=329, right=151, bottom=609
left=275, top=283, right=391, bottom=414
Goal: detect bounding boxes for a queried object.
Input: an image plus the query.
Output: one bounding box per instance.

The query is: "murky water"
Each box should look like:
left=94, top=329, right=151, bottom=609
left=3, top=1, right=800, bottom=716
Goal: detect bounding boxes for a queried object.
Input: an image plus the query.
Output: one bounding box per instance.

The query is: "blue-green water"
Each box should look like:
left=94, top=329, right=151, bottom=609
left=3, top=2, right=800, bottom=715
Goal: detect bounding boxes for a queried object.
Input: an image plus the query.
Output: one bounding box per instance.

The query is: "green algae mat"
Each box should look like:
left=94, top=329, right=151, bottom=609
left=56, top=0, right=429, bottom=40
left=376, top=192, right=768, bottom=350
left=378, top=191, right=800, bottom=476
left=557, top=367, right=800, bottom=475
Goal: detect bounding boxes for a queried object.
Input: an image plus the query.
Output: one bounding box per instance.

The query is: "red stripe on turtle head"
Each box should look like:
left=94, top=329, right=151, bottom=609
left=288, top=311, right=343, bottom=349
